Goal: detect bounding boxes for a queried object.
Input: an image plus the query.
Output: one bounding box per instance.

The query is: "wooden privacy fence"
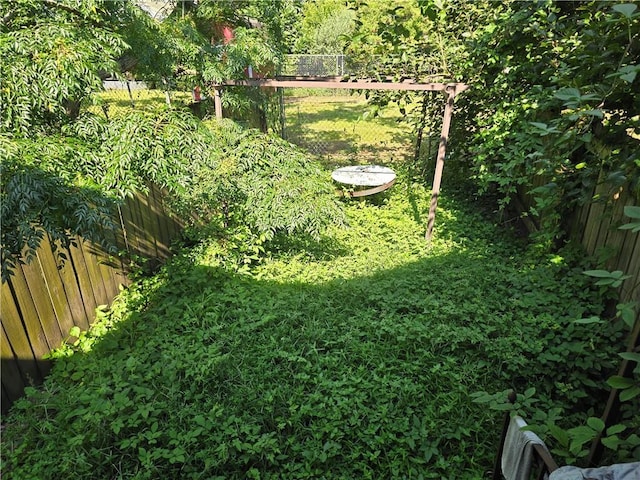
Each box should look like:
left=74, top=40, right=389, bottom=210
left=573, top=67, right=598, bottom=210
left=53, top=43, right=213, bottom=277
left=1, top=184, right=182, bottom=412
left=517, top=179, right=639, bottom=305
left=572, top=183, right=640, bottom=305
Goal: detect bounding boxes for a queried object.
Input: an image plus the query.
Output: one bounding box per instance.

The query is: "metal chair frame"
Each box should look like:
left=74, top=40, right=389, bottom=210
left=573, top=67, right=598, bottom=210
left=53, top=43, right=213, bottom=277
left=491, top=391, right=559, bottom=480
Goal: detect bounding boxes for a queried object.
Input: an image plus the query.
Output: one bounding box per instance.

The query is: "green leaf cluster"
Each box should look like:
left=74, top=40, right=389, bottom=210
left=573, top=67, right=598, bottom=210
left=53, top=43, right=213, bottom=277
left=1, top=0, right=343, bottom=281
left=458, top=1, right=640, bottom=244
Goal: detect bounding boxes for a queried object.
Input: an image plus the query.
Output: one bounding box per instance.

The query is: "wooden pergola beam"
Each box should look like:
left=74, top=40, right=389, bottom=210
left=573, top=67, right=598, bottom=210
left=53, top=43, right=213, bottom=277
left=215, top=76, right=469, bottom=93
left=212, top=77, right=469, bottom=242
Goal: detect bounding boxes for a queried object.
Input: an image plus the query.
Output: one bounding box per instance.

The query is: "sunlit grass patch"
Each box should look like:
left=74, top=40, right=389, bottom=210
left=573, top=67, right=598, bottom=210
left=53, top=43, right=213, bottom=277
left=284, top=92, right=415, bottom=169
left=86, top=88, right=193, bottom=118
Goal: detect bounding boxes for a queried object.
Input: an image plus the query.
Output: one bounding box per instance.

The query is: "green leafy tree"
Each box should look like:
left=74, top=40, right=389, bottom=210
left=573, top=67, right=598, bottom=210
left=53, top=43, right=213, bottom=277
left=295, top=0, right=356, bottom=54
left=0, top=0, right=126, bottom=133
left=1, top=0, right=344, bottom=280
left=457, top=1, right=640, bottom=245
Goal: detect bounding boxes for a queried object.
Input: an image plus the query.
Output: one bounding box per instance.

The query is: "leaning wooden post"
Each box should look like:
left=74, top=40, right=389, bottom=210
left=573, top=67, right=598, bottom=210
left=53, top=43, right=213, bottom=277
left=214, top=87, right=223, bottom=120
left=587, top=309, right=640, bottom=466
left=425, top=85, right=456, bottom=242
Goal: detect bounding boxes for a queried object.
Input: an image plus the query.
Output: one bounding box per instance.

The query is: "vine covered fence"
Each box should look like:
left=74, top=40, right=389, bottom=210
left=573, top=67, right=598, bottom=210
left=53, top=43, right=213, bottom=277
left=1, top=185, right=182, bottom=412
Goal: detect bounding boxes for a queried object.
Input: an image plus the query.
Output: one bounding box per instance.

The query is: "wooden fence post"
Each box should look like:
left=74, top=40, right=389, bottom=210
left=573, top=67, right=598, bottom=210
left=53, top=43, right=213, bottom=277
left=425, top=85, right=456, bottom=242
left=214, top=88, right=222, bottom=120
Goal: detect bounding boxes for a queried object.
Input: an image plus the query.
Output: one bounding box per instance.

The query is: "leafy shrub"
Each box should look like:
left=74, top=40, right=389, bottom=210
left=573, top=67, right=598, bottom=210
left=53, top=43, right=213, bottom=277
left=346, top=1, right=640, bottom=246
left=458, top=1, right=640, bottom=244
left=0, top=155, right=117, bottom=282
left=1, top=108, right=344, bottom=280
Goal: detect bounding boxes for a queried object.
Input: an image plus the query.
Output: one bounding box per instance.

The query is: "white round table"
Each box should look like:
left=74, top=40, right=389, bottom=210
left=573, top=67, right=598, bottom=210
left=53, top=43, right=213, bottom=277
left=331, top=165, right=396, bottom=197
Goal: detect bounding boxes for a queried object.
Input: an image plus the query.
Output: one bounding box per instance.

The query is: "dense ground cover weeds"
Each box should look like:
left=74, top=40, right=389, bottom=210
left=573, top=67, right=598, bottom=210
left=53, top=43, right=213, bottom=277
left=1, top=183, right=617, bottom=479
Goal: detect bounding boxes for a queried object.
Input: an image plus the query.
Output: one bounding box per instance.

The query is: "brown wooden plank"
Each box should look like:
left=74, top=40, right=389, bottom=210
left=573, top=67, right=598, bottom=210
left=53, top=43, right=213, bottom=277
left=583, top=184, right=608, bottom=256
left=117, top=202, right=135, bottom=256
left=94, top=240, right=121, bottom=301
left=83, top=223, right=122, bottom=302
left=138, top=189, right=160, bottom=259
left=572, top=200, right=592, bottom=244
left=1, top=324, right=27, bottom=408
left=114, top=202, right=134, bottom=278
left=161, top=188, right=184, bottom=244
left=52, top=242, right=91, bottom=330
left=17, top=259, right=62, bottom=352
left=1, top=285, right=42, bottom=385
left=2, top=271, right=50, bottom=375
left=621, top=234, right=640, bottom=304
left=149, top=184, right=171, bottom=258
left=605, top=191, right=634, bottom=272
left=78, top=238, right=109, bottom=308
left=131, top=191, right=153, bottom=258
left=124, top=192, right=146, bottom=258
left=35, top=239, right=76, bottom=340
left=593, top=198, right=614, bottom=261
left=67, top=239, right=97, bottom=327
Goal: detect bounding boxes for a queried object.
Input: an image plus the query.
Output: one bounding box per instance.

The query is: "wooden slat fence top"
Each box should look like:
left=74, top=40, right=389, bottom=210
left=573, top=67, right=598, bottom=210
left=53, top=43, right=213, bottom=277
left=216, top=76, right=469, bottom=94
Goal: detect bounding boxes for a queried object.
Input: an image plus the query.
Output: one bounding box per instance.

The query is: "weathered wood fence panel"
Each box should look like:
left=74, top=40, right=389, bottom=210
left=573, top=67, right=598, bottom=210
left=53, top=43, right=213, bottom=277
left=516, top=177, right=639, bottom=304
left=1, top=185, right=182, bottom=412
left=570, top=184, right=640, bottom=305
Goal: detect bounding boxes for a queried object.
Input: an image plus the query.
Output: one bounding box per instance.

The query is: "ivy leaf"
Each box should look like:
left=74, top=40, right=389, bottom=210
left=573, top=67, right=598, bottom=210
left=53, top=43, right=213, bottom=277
left=616, top=302, right=637, bottom=328
left=606, top=424, right=627, bottom=436
left=582, top=109, right=603, bottom=118
left=607, top=375, right=634, bottom=389
left=574, top=316, right=603, bottom=325
left=612, top=4, right=638, bottom=19
left=619, top=386, right=640, bottom=402
left=548, top=424, right=569, bottom=448
left=567, top=425, right=597, bottom=449
left=583, top=270, right=614, bottom=278
left=530, top=122, right=559, bottom=135
left=620, top=72, right=636, bottom=83
left=619, top=352, right=640, bottom=364
left=601, top=435, right=621, bottom=450
left=583, top=269, right=630, bottom=287
left=586, top=417, right=605, bottom=433
left=623, top=205, right=640, bottom=219
left=554, top=88, right=581, bottom=101
left=620, top=205, right=640, bottom=233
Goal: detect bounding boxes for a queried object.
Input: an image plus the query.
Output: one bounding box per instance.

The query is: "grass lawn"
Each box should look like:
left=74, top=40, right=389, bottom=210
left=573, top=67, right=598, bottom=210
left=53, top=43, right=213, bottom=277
left=87, top=88, right=193, bottom=118
left=284, top=92, right=415, bottom=169
left=89, top=87, right=417, bottom=171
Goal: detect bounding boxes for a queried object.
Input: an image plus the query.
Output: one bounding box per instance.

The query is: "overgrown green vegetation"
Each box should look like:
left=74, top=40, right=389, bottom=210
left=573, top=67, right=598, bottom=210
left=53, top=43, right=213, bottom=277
left=347, top=0, right=640, bottom=247
left=0, top=0, right=344, bottom=279
left=2, top=0, right=639, bottom=477
left=3, top=184, right=625, bottom=479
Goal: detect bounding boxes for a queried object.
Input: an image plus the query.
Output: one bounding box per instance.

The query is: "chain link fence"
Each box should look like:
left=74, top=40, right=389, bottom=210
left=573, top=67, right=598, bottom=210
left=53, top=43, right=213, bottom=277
left=282, top=55, right=348, bottom=77
left=282, top=94, right=416, bottom=170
